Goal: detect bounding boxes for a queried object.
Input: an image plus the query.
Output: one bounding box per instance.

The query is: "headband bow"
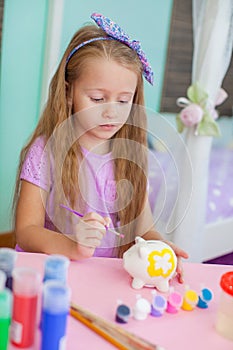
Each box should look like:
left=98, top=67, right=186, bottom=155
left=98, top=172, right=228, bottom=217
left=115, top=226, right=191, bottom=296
left=91, top=13, right=154, bottom=85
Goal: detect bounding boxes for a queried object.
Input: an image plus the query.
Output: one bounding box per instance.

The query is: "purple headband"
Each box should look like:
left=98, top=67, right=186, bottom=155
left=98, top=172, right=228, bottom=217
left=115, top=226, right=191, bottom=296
left=66, top=13, right=154, bottom=85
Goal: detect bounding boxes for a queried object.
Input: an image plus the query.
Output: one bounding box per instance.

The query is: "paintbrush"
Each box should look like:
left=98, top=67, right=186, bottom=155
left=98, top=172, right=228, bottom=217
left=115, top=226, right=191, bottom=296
left=70, top=302, right=159, bottom=350
left=60, top=204, right=124, bottom=238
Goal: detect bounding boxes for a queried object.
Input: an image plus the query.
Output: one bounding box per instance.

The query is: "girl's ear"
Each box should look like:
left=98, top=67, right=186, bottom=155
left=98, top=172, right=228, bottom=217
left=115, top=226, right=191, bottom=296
left=67, top=99, right=72, bottom=110
left=65, top=81, right=70, bottom=96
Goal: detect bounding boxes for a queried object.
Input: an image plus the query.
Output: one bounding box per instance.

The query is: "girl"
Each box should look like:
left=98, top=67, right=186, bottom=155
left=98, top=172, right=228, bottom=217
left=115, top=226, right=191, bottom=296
left=13, top=13, right=188, bottom=281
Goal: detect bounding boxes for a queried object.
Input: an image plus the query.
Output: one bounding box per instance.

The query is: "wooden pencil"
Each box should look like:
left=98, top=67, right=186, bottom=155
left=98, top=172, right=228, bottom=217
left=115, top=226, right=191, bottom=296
left=70, top=302, right=158, bottom=350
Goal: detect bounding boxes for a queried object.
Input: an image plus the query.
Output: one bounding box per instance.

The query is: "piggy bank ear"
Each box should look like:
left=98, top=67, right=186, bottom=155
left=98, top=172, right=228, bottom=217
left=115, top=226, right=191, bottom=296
left=135, top=236, right=145, bottom=244
left=138, top=246, right=148, bottom=259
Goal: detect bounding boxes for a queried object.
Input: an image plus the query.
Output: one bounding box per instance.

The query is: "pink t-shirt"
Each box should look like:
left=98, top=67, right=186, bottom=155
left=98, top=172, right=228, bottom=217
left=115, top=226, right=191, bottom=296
left=19, top=136, right=118, bottom=257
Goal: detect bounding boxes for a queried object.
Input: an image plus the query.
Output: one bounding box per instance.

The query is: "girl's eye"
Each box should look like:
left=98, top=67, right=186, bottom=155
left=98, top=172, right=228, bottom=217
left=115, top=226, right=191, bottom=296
left=91, top=97, right=104, bottom=103
left=118, top=100, right=129, bottom=104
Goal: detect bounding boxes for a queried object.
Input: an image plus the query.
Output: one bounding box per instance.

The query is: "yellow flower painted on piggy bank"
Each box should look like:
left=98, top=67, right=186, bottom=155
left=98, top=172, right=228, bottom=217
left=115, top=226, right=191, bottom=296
left=147, top=249, right=176, bottom=278
left=123, top=237, right=177, bottom=291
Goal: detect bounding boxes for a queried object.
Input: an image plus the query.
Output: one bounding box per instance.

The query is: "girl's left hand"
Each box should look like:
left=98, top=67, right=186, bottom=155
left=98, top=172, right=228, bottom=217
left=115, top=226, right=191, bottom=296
left=163, top=240, right=189, bottom=284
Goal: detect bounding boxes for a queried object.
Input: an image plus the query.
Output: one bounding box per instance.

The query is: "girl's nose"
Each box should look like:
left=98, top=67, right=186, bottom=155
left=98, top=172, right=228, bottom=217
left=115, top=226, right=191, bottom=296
left=102, top=103, right=117, bottom=119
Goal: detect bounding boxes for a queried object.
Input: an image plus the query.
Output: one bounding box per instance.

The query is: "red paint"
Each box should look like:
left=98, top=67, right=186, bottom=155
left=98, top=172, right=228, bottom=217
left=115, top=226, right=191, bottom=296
left=11, top=294, right=38, bottom=348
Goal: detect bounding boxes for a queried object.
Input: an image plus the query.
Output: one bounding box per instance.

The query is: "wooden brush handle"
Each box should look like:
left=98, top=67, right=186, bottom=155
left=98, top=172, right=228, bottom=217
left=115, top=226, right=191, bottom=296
left=70, top=303, right=158, bottom=350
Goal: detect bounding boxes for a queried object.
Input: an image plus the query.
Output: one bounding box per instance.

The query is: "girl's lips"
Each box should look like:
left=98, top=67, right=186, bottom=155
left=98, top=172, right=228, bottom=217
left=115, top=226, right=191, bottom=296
left=99, top=124, right=118, bottom=130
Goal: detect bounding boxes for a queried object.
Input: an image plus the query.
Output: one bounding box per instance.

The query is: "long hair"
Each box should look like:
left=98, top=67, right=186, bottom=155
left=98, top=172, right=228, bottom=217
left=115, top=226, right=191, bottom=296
left=13, top=24, right=148, bottom=257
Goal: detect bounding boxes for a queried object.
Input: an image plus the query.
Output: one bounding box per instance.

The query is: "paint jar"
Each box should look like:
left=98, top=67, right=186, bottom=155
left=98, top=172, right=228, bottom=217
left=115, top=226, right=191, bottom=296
left=133, top=295, right=151, bottom=320
left=41, top=280, right=71, bottom=350
left=215, top=271, right=233, bottom=341
left=0, top=270, right=7, bottom=291
left=166, top=289, right=183, bottom=314
left=151, top=294, right=167, bottom=317
left=197, top=287, right=213, bottom=309
left=0, top=248, right=17, bottom=290
left=11, top=267, right=41, bottom=348
left=115, top=304, right=131, bottom=323
left=43, top=254, right=70, bottom=283
left=0, top=288, right=12, bottom=350
left=181, top=288, right=198, bottom=311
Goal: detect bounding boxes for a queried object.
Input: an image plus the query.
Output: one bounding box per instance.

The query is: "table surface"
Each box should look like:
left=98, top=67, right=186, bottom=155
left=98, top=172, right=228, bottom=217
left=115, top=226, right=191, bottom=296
left=9, top=252, right=233, bottom=350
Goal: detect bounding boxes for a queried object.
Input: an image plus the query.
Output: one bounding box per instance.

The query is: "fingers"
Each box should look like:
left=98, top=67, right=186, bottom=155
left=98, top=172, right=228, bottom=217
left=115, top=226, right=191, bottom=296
left=75, top=212, right=110, bottom=249
left=164, top=240, right=189, bottom=260
left=163, top=240, right=188, bottom=284
left=176, top=257, right=184, bottom=284
left=103, top=216, right=111, bottom=228
left=174, top=246, right=189, bottom=260
left=83, top=212, right=110, bottom=227
left=77, top=221, right=105, bottom=247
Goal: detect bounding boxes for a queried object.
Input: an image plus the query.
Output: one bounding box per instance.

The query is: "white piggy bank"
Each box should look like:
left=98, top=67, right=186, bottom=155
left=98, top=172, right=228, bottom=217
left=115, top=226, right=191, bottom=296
left=123, top=237, right=177, bottom=292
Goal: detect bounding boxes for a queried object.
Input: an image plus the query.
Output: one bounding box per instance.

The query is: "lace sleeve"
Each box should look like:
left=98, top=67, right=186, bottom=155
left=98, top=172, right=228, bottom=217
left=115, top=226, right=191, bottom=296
left=20, top=136, right=50, bottom=192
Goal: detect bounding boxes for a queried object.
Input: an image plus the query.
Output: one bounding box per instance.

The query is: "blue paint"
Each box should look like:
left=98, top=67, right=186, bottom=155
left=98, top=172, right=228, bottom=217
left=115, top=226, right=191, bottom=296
left=5, top=277, right=13, bottom=291
left=43, top=255, right=70, bottom=283
left=202, top=288, right=213, bottom=302
left=115, top=304, right=131, bottom=323
left=41, top=281, right=70, bottom=350
left=0, top=248, right=17, bottom=291
left=197, top=288, right=213, bottom=309
left=41, top=310, right=68, bottom=350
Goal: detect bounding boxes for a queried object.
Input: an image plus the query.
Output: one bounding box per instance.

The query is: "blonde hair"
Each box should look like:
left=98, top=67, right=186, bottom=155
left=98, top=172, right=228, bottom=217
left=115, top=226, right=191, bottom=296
left=13, top=24, right=148, bottom=257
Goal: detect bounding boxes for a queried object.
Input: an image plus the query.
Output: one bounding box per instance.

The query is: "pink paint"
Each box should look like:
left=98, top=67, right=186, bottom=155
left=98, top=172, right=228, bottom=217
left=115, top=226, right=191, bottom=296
left=166, top=291, right=183, bottom=314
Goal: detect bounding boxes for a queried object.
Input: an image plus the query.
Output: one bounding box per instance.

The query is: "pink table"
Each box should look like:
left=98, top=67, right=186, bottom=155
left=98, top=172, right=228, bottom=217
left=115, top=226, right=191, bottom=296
left=9, top=252, right=233, bottom=350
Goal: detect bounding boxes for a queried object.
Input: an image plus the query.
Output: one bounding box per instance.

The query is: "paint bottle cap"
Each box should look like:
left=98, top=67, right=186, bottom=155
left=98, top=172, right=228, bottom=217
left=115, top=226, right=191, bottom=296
left=43, top=280, right=71, bottom=313
left=0, top=270, right=7, bottom=291
left=152, top=294, right=167, bottom=311
left=115, top=304, right=131, bottom=323
left=44, top=254, right=70, bottom=283
left=0, top=248, right=17, bottom=276
left=168, top=291, right=183, bottom=307
left=201, top=288, right=213, bottom=302
left=220, top=271, right=233, bottom=297
left=182, top=289, right=198, bottom=311
left=0, top=288, right=12, bottom=318
left=133, top=297, right=151, bottom=320
left=151, top=294, right=167, bottom=317
left=184, top=290, right=198, bottom=305
left=12, top=267, right=41, bottom=296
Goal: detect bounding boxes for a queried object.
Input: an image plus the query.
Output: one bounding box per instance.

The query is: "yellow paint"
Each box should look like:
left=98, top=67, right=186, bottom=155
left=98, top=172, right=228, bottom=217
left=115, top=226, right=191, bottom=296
left=147, top=249, right=175, bottom=278
left=182, top=290, right=198, bottom=311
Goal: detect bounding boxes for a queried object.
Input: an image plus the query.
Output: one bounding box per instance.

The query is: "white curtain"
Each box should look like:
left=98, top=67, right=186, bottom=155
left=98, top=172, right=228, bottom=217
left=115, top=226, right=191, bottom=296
left=154, top=0, right=233, bottom=262
left=173, top=0, right=233, bottom=262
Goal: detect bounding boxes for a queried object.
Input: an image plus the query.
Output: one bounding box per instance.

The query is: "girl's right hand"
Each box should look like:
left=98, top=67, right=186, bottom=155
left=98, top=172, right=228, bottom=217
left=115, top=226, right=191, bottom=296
left=75, top=212, right=110, bottom=258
